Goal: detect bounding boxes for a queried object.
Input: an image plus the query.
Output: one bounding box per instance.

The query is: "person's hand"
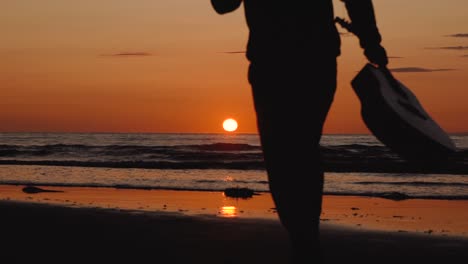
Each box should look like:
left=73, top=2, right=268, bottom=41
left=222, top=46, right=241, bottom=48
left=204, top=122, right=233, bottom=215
left=364, top=44, right=388, bottom=67
left=211, top=0, right=242, bottom=14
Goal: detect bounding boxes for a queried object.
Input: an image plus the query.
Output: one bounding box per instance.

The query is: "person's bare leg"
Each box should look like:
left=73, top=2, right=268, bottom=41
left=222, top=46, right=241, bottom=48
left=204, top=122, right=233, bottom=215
left=249, top=58, right=336, bottom=263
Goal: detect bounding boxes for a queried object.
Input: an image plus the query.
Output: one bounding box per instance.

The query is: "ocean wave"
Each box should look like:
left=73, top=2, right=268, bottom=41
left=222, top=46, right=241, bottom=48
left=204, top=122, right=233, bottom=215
left=1, top=143, right=464, bottom=156
left=324, top=191, right=468, bottom=201
left=195, top=179, right=268, bottom=184
left=0, top=143, right=262, bottom=157
left=187, top=143, right=261, bottom=151
left=0, top=142, right=466, bottom=174
left=0, top=160, right=266, bottom=170
left=355, top=181, right=468, bottom=187
left=0, top=158, right=467, bottom=174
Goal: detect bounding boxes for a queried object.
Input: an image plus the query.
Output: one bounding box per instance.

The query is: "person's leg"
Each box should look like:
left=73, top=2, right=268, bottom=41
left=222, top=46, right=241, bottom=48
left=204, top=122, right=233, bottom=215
left=248, top=58, right=337, bottom=261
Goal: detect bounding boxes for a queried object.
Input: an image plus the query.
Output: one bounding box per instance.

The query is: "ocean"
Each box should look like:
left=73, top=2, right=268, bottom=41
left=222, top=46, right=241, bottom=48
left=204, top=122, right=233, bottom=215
left=0, top=132, right=467, bottom=200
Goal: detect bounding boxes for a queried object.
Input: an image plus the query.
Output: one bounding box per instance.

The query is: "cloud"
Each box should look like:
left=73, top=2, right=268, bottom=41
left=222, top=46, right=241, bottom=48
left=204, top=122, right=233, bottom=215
left=102, top=52, right=153, bottom=57
left=389, top=67, right=456, bottom=73
left=446, top=33, right=468, bottom=38
left=426, top=46, right=468, bottom=50
left=339, top=32, right=353, bottom=37
left=462, top=55, right=468, bottom=57
left=220, top=51, right=246, bottom=54
left=388, top=56, right=404, bottom=59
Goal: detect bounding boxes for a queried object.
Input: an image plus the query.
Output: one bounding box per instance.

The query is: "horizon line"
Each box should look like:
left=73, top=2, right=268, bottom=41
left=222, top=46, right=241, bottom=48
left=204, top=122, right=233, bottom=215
left=0, top=131, right=467, bottom=136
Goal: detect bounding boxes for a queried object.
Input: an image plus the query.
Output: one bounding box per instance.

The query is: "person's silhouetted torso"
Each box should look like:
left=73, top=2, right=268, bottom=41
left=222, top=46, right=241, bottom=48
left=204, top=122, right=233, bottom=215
left=244, top=1, right=341, bottom=62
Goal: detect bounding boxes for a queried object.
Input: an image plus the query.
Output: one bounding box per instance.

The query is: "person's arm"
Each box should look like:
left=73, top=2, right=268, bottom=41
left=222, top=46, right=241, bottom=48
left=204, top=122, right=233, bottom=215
left=211, top=0, right=242, bottom=14
left=342, top=0, right=388, bottom=66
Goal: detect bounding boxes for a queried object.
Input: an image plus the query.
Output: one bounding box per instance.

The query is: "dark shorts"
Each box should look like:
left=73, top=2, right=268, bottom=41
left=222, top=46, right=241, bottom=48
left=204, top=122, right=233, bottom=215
left=248, top=57, right=337, bottom=151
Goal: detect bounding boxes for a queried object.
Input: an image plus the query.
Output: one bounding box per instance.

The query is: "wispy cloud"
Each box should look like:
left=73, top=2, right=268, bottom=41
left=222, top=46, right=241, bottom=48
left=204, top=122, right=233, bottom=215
left=388, top=56, right=404, bottom=59
left=445, top=33, right=468, bottom=38
left=339, top=32, right=353, bottom=37
left=102, top=52, right=153, bottom=57
left=462, top=55, right=468, bottom=57
left=220, top=51, right=246, bottom=54
left=426, top=46, right=468, bottom=50
left=390, top=67, right=456, bottom=73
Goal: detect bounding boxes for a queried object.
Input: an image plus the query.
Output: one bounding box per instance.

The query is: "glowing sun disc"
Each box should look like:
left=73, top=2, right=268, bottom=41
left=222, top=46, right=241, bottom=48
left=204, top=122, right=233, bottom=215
left=223, top=118, right=238, bottom=132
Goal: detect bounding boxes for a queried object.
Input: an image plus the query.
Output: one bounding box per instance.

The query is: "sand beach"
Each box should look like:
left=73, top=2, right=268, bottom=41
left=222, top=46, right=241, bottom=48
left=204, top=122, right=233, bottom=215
left=2, top=184, right=468, bottom=263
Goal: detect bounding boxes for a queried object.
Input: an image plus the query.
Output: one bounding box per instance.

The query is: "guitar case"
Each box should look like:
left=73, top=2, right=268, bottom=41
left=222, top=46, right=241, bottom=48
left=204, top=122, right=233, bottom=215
left=351, top=64, right=457, bottom=162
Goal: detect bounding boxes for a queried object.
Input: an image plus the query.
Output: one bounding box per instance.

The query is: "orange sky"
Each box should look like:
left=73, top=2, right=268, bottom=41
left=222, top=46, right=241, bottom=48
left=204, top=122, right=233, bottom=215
left=1, top=0, right=467, bottom=134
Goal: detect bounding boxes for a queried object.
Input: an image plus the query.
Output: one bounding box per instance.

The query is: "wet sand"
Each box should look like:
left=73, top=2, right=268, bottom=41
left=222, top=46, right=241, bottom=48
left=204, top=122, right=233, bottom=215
left=2, top=184, right=468, bottom=263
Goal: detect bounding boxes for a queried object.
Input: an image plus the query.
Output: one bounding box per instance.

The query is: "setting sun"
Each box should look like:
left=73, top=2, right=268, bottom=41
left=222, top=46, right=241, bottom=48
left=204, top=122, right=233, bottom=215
left=222, top=118, right=238, bottom=132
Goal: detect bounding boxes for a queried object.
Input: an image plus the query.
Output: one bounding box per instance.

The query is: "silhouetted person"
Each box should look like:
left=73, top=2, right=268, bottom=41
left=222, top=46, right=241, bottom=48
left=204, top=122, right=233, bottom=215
left=211, top=0, right=388, bottom=262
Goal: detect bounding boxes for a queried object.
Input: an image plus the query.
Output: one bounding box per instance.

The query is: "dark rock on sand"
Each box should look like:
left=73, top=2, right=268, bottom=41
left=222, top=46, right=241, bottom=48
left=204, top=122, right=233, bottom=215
left=224, top=187, right=257, bottom=198
left=22, top=186, right=64, bottom=194
left=380, top=192, right=410, bottom=201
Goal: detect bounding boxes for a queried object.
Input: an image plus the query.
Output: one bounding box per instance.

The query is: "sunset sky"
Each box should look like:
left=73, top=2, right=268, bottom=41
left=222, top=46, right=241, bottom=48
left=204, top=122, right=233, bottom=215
left=1, top=0, right=467, bottom=134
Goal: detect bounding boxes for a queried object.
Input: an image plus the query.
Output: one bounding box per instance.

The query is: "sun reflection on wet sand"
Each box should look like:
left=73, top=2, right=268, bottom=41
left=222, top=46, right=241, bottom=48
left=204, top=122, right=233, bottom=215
left=219, top=205, right=237, bottom=218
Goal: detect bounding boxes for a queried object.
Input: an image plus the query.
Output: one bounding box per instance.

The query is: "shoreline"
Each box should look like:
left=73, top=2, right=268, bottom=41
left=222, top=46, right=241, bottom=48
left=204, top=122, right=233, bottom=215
left=1, top=184, right=468, bottom=238
left=1, top=160, right=466, bottom=174
left=1, top=163, right=468, bottom=201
